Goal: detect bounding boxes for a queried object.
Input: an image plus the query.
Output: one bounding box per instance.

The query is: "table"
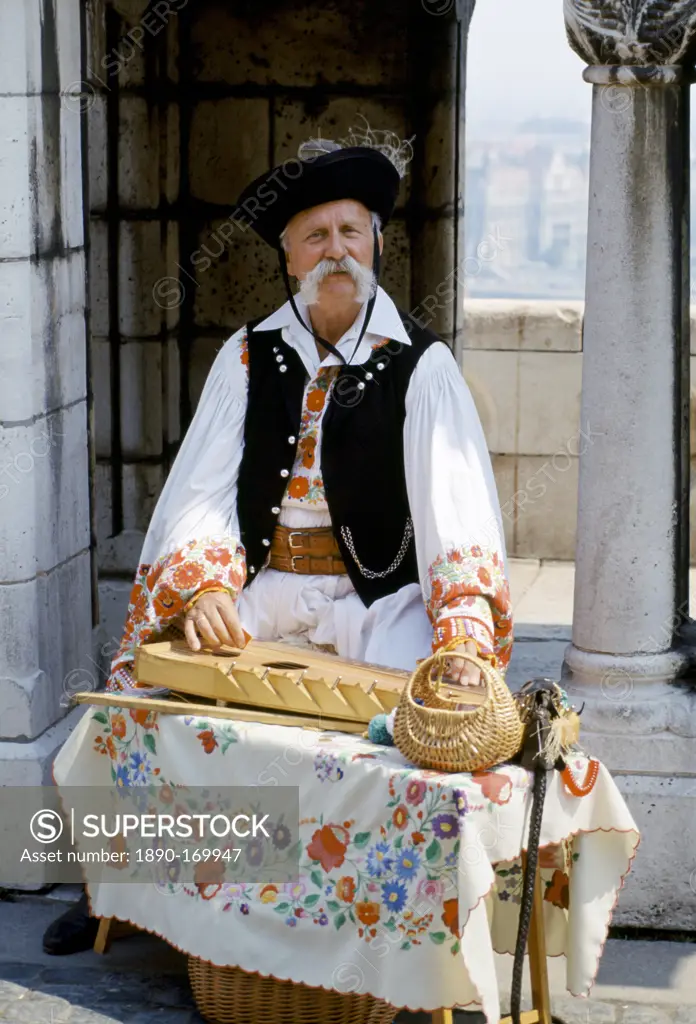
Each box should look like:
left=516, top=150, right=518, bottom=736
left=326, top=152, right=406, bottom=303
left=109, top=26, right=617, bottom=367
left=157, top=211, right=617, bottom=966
left=53, top=704, right=639, bottom=1024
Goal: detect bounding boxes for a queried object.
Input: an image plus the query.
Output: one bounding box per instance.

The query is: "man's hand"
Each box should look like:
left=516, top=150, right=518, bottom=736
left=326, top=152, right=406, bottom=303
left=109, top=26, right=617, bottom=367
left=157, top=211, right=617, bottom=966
left=184, top=591, right=246, bottom=652
left=439, top=639, right=483, bottom=688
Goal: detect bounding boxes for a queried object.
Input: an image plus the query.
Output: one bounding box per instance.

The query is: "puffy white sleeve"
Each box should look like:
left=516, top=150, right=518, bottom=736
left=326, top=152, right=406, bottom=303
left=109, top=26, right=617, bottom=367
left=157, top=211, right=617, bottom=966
left=404, top=342, right=513, bottom=670
left=140, top=328, right=249, bottom=566
left=108, top=328, right=250, bottom=691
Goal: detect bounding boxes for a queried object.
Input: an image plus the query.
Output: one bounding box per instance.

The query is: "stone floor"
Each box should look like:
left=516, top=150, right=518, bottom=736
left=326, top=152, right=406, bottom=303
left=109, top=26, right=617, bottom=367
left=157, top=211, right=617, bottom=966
left=504, top=559, right=575, bottom=691
left=0, top=889, right=695, bottom=1024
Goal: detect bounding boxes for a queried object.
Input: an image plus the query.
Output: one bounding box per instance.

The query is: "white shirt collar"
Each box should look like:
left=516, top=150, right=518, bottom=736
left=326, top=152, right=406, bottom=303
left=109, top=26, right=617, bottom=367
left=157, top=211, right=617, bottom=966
left=253, top=286, right=412, bottom=371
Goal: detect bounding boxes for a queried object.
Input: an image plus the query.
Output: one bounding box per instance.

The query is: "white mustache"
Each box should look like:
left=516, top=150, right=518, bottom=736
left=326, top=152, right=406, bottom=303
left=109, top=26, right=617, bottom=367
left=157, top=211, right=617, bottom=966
left=298, top=255, right=376, bottom=306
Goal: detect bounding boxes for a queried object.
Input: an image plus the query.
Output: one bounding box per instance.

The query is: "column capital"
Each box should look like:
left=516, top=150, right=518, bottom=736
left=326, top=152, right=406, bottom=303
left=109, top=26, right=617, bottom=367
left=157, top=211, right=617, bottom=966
left=565, top=1, right=696, bottom=67
left=582, top=64, right=683, bottom=87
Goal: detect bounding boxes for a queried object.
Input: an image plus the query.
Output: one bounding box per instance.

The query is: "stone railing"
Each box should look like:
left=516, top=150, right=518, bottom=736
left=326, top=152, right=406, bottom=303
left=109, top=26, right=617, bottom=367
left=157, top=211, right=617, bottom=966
left=462, top=299, right=696, bottom=563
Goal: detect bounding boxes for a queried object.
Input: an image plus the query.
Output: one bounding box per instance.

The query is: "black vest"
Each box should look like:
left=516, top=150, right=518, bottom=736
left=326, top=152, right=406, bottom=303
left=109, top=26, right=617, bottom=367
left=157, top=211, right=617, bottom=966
left=237, top=312, right=440, bottom=606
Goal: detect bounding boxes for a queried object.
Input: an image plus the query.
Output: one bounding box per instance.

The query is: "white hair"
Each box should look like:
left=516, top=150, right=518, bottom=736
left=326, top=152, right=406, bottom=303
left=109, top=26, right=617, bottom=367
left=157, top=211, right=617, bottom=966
left=280, top=210, right=381, bottom=253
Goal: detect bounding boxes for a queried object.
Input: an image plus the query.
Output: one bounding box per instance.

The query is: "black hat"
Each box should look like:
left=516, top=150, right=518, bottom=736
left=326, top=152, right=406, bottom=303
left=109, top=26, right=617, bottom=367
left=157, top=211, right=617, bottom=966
left=233, top=146, right=401, bottom=249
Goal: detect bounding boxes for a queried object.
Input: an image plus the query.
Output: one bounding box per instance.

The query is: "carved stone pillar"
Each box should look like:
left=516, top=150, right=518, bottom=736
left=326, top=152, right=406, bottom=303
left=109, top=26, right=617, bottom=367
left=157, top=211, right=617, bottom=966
left=561, top=4, right=696, bottom=927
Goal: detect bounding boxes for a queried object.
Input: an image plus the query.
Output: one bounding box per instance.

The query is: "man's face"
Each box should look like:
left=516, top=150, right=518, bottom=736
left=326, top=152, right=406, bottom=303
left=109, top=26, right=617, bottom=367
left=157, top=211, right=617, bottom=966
left=283, top=199, right=382, bottom=304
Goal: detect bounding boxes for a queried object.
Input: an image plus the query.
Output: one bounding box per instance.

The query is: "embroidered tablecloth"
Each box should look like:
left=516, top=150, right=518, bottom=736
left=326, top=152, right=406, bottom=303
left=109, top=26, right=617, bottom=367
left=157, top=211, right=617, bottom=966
left=53, top=706, right=639, bottom=1022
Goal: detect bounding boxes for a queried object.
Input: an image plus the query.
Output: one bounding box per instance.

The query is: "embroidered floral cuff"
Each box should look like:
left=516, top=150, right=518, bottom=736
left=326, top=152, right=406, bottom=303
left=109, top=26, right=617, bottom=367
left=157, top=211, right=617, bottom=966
left=108, top=537, right=246, bottom=691
left=183, top=582, right=234, bottom=615
left=432, top=614, right=496, bottom=663
left=427, top=545, right=513, bottom=670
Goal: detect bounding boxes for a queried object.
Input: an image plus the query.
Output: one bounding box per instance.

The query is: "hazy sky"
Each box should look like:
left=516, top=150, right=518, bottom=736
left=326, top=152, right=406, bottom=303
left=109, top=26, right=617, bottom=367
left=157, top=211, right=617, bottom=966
left=467, top=0, right=591, bottom=130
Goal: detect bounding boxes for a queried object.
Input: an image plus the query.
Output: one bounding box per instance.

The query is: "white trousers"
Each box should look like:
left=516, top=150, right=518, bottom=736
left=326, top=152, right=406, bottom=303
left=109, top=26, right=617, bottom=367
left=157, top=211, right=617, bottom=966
left=237, top=568, right=433, bottom=673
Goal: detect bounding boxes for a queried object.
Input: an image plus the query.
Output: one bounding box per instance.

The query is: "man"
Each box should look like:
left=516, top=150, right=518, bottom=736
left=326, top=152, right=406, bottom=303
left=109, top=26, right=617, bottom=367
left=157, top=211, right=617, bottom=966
left=43, top=134, right=512, bottom=954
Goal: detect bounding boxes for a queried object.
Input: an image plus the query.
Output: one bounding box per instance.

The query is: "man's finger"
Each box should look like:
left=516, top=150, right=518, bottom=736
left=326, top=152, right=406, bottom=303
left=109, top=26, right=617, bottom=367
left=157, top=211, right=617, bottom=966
left=444, top=658, right=482, bottom=688
left=184, top=616, right=201, bottom=652
left=461, top=668, right=482, bottom=687
left=193, top=613, right=220, bottom=649
left=217, top=603, right=246, bottom=648
left=206, top=608, right=235, bottom=647
left=445, top=658, right=466, bottom=681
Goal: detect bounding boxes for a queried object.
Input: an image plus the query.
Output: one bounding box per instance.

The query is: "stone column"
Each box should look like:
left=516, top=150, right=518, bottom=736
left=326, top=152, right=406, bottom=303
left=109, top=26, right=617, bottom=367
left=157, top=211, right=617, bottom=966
left=408, top=0, right=475, bottom=361
left=0, top=0, right=92, bottom=784
left=562, top=5, right=696, bottom=927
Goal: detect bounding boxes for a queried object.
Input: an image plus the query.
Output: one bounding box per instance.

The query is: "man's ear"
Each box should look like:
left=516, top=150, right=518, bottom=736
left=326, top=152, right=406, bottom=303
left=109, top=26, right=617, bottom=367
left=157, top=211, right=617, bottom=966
left=378, top=232, right=384, bottom=257
left=284, top=247, right=294, bottom=277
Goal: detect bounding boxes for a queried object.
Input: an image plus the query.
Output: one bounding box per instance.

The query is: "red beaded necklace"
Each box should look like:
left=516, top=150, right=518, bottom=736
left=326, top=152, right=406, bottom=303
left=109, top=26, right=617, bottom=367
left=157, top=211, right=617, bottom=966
left=561, top=758, right=600, bottom=797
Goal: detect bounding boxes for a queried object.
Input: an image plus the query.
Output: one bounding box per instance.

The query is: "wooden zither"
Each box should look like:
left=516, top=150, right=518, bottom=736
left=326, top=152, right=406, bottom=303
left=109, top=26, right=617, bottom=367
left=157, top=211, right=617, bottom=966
left=72, top=639, right=487, bottom=733
left=132, top=639, right=417, bottom=727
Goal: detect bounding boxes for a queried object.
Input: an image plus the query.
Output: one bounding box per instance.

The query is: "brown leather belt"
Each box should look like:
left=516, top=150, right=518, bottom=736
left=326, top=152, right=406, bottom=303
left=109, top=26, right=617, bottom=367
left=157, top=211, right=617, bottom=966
left=269, top=524, right=347, bottom=575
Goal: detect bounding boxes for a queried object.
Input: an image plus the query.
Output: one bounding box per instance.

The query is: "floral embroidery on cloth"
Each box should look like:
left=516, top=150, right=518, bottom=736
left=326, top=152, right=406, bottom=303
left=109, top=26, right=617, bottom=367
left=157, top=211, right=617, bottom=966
left=284, top=366, right=340, bottom=508
left=495, top=839, right=577, bottom=910
left=175, top=761, right=489, bottom=953
left=427, top=546, right=513, bottom=669
left=108, top=536, right=246, bottom=691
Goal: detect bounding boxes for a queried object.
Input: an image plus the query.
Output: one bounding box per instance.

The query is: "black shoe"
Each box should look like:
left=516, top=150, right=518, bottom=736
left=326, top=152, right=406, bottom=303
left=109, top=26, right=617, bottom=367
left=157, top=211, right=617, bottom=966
left=42, top=892, right=99, bottom=955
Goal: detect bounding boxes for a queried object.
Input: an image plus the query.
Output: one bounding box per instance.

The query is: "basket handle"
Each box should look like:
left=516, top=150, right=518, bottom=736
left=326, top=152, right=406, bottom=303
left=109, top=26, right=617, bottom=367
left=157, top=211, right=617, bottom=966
left=419, top=648, right=497, bottom=697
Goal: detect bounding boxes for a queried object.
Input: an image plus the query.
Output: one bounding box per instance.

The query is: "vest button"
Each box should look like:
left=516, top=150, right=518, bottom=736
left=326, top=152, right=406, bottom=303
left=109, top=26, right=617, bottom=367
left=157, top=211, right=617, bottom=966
left=276, top=355, right=283, bottom=363
left=357, top=381, right=366, bottom=390
left=262, top=538, right=270, bottom=546
left=279, top=365, right=287, bottom=373
left=249, top=566, right=256, bottom=574
left=273, top=347, right=279, bottom=353
left=280, top=469, right=289, bottom=477
left=365, top=372, right=373, bottom=380
left=271, top=506, right=280, bottom=514
left=288, top=435, right=296, bottom=444
left=377, top=362, right=385, bottom=370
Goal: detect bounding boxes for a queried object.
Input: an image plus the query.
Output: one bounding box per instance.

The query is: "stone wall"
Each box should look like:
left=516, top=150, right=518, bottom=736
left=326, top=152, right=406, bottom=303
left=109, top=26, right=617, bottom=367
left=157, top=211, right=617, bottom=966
left=0, top=0, right=91, bottom=784
left=87, top=0, right=467, bottom=644
left=87, top=0, right=412, bottom=631
left=466, top=299, right=696, bottom=567
left=463, top=300, right=584, bottom=562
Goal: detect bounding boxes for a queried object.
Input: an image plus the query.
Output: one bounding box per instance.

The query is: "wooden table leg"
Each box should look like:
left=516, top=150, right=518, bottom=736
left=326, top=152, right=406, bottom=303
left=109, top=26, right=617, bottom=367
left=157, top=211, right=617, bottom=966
left=499, top=855, right=552, bottom=1024
left=93, top=916, right=114, bottom=955
left=93, top=916, right=141, bottom=954
left=431, top=1010, right=453, bottom=1024
left=526, top=862, right=552, bottom=1024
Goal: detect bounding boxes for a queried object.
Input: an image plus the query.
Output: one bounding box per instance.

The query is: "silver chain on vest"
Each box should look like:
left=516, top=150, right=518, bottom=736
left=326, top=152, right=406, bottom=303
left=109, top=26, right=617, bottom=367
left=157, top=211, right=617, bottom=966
left=340, top=519, right=414, bottom=579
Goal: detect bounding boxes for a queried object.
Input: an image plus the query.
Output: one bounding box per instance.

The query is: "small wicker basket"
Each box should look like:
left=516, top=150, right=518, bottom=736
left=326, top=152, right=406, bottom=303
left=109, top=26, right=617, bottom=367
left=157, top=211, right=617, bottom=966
left=393, top=649, right=524, bottom=773
left=188, top=957, right=395, bottom=1024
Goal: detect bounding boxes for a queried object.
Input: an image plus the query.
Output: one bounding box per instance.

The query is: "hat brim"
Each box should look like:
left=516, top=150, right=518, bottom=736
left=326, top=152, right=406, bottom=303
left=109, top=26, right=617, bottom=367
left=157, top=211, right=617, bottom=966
left=233, top=147, right=401, bottom=248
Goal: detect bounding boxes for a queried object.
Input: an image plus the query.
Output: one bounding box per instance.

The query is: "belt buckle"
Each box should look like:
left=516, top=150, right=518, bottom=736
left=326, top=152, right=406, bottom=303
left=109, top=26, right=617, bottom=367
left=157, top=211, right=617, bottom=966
left=291, top=553, right=308, bottom=571
left=288, top=531, right=307, bottom=550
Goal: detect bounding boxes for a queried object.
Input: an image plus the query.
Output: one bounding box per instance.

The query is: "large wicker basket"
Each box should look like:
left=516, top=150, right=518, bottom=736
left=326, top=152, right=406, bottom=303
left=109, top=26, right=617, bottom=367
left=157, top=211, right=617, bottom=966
left=188, top=957, right=395, bottom=1024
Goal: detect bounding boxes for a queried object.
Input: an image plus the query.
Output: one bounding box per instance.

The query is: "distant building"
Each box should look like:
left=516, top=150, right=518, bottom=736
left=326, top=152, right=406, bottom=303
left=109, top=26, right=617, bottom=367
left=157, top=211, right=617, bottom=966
left=465, top=121, right=590, bottom=298
left=537, top=150, right=589, bottom=272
